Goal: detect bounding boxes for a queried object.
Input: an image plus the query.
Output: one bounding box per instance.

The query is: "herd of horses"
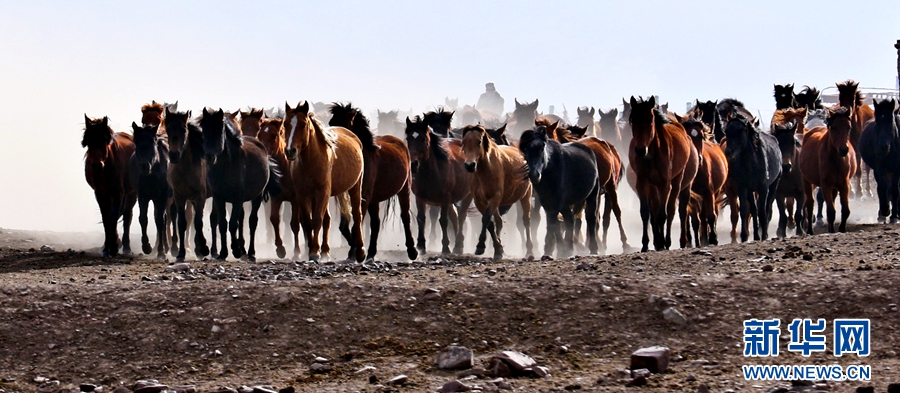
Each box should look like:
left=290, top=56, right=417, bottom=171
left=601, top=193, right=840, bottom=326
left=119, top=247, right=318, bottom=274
left=81, top=79, right=900, bottom=262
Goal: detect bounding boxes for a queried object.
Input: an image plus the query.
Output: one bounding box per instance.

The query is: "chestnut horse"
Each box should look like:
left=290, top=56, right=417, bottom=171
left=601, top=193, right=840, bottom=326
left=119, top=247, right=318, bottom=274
left=836, top=79, right=875, bottom=198
left=328, top=103, right=417, bottom=260
left=164, top=109, right=210, bottom=262
left=283, top=101, right=366, bottom=262
left=677, top=115, right=728, bottom=246
left=627, top=96, right=699, bottom=251
left=799, top=107, right=857, bottom=233
left=460, top=125, right=533, bottom=260
left=577, top=136, right=629, bottom=252
left=82, top=115, right=137, bottom=257
left=255, top=118, right=297, bottom=258
left=405, top=116, right=471, bottom=255
left=129, top=122, right=172, bottom=259
left=239, top=108, right=265, bottom=138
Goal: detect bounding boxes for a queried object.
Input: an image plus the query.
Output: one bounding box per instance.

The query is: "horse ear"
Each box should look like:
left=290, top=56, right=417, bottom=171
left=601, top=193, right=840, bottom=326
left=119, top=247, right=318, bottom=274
left=84, top=114, right=92, bottom=128
left=590, top=107, right=595, bottom=116
left=202, top=107, right=210, bottom=116
left=498, top=123, right=507, bottom=134
left=482, top=132, right=490, bottom=151
left=299, top=101, right=310, bottom=113
left=533, top=99, right=540, bottom=109
left=405, top=117, right=413, bottom=128
left=753, top=117, right=761, bottom=129
left=648, top=96, right=656, bottom=107
left=550, top=120, right=559, bottom=131
left=674, top=113, right=684, bottom=123
left=629, top=96, right=637, bottom=107
left=102, top=116, right=109, bottom=126
left=165, top=107, right=171, bottom=117
left=611, top=108, right=618, bottom=117
left=515, top=98, right=521, bottom=107
left=186, top=110, right=192, bottom=118
left=152, top=100, right=158, bottom=105
left=132, top=121, right=140, bottom=132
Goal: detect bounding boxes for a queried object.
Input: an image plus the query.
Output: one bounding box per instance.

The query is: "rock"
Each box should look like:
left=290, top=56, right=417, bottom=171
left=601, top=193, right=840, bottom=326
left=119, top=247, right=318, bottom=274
left=386, top=375, right=407, bottom=386
left=631, top=368, right=651, bottom=379
left=685, top=375, right=696, bottom=382
left=164, top=263, right=191, bottom=273
left=80, top=384, right=98, bottom=392
left=663, top=307, right=688, bottom=325
left=40, top=245, right=55, bottom=252
left=888, top=383, right=900, bottom=393
left=493, top=351, right=537, bottom=373
left=309, top=363, right=333, bottom=373
left=691, top=359, right=709, bottom=366
left=630, top=346, right=671, bottom=373
left=813, top=383, right=829, bottom=390
left=209, top=389, right=237, bottom=393
left=251, top=387, right=276, bottom=393
left=456, top=367, right=486, bottom=378
left=313, top=356, right=329, bottom=363
left=437, top=380, right=471, bottom=392
left=436, top=346, right=474, bottom=370
left=532, top=366, right=550, bottom=378
left=277, top=388, right=294, bottom=393
left=488, top=358, right=513, bottom=378
left=765, top=385, right=789, bottom=393
left=368, top=376, right=378, bottom=384
left=614, top=369, right=630, bottom=379
left=762, top=264, right=773, bottom=272
left=355, top=366, right=376, bottom=374
left=133, top=381, right=168, bottom=393
left=697, top=384, right=710, bottom=393
left=564, top=384, right=582, bottom=391
left=238, top=387, right=253, bottom=393
left=172, top=386, right=196, bottom=393
left=34, top=377, right=49, bottom=384
left=112, top=387, right=131, bottom=393
left=855, top=387, right=874, bottom=393
left=38, top=381, right=60, bottom=393
left=626, top=376, right=647, bottom=387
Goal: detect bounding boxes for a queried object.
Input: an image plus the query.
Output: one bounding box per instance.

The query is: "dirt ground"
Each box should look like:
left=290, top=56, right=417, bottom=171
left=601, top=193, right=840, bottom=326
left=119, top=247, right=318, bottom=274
left=0, top=219, right=898, bottom=393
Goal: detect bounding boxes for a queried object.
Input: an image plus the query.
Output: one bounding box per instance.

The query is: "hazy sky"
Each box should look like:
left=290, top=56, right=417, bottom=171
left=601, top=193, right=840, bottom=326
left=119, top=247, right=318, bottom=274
left=1, top=1, right=899, bottom=232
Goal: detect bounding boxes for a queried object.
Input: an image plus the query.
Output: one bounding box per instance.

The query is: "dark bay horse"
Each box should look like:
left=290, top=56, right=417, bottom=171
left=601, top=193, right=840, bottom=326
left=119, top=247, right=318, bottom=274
left=769, top=111, right=806, bottom=238
left=836, top=79, right=876, bottom=198
left=328, top=103, right=417, bottom=260
left=424, top=108, right=456, bottom=138
left=461, top=125, right=533, bottom=260
left=799, top=107, right=856, bottom=233
left=200, top=108, right=279, bottom=261
left=164, top=109, right=210, bottom=262
left=239, top=108, right=265, bottom=138
left=796, top=86, right=824, bottom=111
left=677, top=115, right=728, bottom=246
left=256, top=118, right=296, bottom=258
left=405, top=116, right=471, bottom=255
left=283, top=101, right=365, bottom=262
left=859, top=99, right=900, bottom=223
left=82, top=115, right=137, bottom=257
left=774, top=84, right=798, bottom=110
left=129, top=122, right=172, bottom=259
left=723, top=113, right=782, bottom=242
left=519, top=123, right=600, bottom=257
left=627, top=96, right=699, bottom=251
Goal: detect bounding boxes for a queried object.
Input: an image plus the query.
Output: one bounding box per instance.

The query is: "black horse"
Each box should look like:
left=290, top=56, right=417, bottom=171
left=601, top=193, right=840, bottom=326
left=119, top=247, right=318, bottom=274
left=164, top=109, right=211, bottom=262
left=129, top=122, right=172, bottom=259
left=519, top=124, right=600, bottom=258
left=771, top=120, right=805, bottom=237
left=859, top=99, right=900, bottom=223
left=773, top=84, right=798, bottom=110
left=795, top=86, right=824, bottom=111
left=200, top=108, right=280, bottom=262
left=723, top=113, right=783, bottom=242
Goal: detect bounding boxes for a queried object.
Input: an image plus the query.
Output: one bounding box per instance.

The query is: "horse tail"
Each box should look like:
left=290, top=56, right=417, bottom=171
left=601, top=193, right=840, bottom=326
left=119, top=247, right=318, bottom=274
left=337, top=192, right=352, bottom=223
left=715, top=192, right=729, bottom=210
left=263, top=158, right=283, bottom=202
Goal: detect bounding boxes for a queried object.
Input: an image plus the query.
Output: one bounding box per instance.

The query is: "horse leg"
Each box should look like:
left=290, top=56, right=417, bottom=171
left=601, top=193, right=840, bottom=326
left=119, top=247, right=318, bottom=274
left=271, top=198, right=287, bottom=258
left=439, top=203, right=452, bottom=255
left=609, top=190, right=629, bottom=250
left=802, top=181, right=815, bottom=235
left=184, top=202, right=195, bottom=255
left=209, top=202, right=218, bottom=259
left=153, top=197, right=167, bottom=260
left=397, top=183, right=417, bottom=260
left=531, top=195, right=542, bottom=250
left=600, top=193, right=612, bottom=253
left=428, top=205, right=440, bottom=245
left=475, top=206, right=489, bottom=256
left=348, top=182, right=366, bottom=262
left=454, top=197, right=469, bottom=255
left=585, top=184, right=600, bottom=255
left=515, top=203, right=527, bottom=247
left=138, top=197, right=151, bottom=255
left=559, top=207, right=576, bottom=258
left=639, top=195, right=651, bottom=252
left=823, top=186, right=837, bottom=233
left=866, top=163, right=874, bottom=198
left=792, top=193, right=805, bottom=237
left=815, top=188, right=826, bottom=228
left=229, top=202, right=244, bottom=259
left=786, top=197, right=795, bottom=230
left=775, top=196, right=787, bottom=239
left=690, top=205, right=701, bottom=248
left=838, top=183, right=851, bottom=233
left=307, top=193, right=329, bottom=262
left=757, top=186, right=773, bottom=241
left=739, top=190, right=751, bottom=243
left=543, top=207, right=559, bottom=257
left=214, top=199, right=228, bottom=260
left=662, top=185, right=677, bottom=250
left=264, top=199, right=275, bottom=244
left=415, top=197, right=427, bottom=255
left=322, top=204, right=333, bottom=261
left=121, top=193, right=136, bottom=256
left=520, top=193, right=533, bottom=259
left=291, top=203, right=306, bottom=261
left=247, top=196, right=262, bottom=262
left=174, top=198, right=188, bottom=262
left=677, top=187, right=691, bottom=249
left=749, top=190, right=761, bottom=241
left=875, top=170, right=890, bottom=223
left=728, top=193, right=739, bottom=243
left=169, top=200, right=179, bottom=257
left=572, top=202, right=585, bottom=252
left=365, top=202, right=381, bottom=260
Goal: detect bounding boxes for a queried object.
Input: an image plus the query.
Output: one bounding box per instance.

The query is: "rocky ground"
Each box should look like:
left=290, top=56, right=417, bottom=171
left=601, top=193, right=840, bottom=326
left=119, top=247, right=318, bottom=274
left=0, top=223, right=898, bottom=393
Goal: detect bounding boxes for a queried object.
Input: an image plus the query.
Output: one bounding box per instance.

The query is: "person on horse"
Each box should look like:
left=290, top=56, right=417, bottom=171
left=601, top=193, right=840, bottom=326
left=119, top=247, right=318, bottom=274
left=476, top=82, right=505, bottom=117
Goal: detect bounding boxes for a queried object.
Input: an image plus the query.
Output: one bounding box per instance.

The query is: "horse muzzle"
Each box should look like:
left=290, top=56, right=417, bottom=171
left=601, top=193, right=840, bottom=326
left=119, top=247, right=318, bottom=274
left=140, top=164, right=152, bottom=175
left=464, top=162, right=476, bottom=173
left=529, top=172, right=542, bottom=184
left=782, top=163, right=792, bottom=173
left=634, top=146, right=648, bottom=159
left=205, top=154, right=218, bottom=165
left=169, top=150, right=181, bottom=164
left=285, top=148, right=297, bottom=161
left=410, top=161, right=419, bottom=174
left=839, top=146, right=849, bottom=157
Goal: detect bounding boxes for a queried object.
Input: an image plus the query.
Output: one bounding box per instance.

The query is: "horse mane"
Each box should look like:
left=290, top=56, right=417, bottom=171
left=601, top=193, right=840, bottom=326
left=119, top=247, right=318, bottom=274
left=535, top=117, right=575, bottom=142
left=827, top=106, right=853, bottom=124
left=221, top=112, right=244, bottom=146
left=350, top=112, right=377, bottom=150
left=141, top=101, right=164, bottom=114
left=82, top=117, right=114, bottom=148
left=309, top=114, right=338, bottom=151
left=187, top=123, right=205, bottom=158
left=836, top=79, right=865, bottom=107
left=653, top=107, right=672, bottom=125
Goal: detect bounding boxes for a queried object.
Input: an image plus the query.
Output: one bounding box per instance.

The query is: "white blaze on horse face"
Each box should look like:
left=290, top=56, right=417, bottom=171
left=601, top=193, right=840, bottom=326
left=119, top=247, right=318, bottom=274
left=412, top=132, right=419, bottom=139
left=691, top=129, right=699, bottom=137
left=287, top=115, right=298, bottom=148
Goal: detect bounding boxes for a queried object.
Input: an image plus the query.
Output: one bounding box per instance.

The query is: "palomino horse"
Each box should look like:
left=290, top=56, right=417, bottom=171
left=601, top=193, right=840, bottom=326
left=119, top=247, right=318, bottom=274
left=164, top=109, right=210, bottom=262
left=283, top=101, right=366, bottom=262
left=328, top=103, right=417, bottom=260
left=769, top=108, right=807, bottom=238
left=405, top=116, right=471, bottom=255
left=723, top=113, right=782, bottom=242
left=836, top=79, right=875, bottom=198
left=519, top=123, right=600, bottom=257
left=461, top=124, right=533, bottom=260
left=627, top=96, right=699, bottom=251
left=859, top=99, right=900, bottom=223
left=508, top=99, right=540, bottom=137
left=82, top=115, right=137, bottom=257
left=800, top=107, right=857, bottom=233
left=773, top=84, right=798, bottom=110
left=129, top=122, right=171, bottom=259
left=200, top=108, right=279, bottom=261
left=239, top=108, right=265, bottom=138
left=255, top=118, right=296, bottom=258
left=677, top=115, right=728, bottom=246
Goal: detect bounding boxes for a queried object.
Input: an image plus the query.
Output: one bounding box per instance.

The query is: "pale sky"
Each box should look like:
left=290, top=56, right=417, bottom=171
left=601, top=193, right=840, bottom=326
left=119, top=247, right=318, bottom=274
left=1, top=1, right=899, bottom=232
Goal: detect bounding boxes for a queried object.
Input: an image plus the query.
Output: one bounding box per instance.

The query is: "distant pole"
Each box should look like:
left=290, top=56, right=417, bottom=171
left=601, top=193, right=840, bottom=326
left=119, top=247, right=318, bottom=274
left=895, top=40, right=900, bottom=90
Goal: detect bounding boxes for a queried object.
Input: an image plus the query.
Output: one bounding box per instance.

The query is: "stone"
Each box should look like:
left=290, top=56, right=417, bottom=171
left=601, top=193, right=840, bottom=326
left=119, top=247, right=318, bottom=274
left=80, top=384, right=98, bottom=392
left=313, top=356, right=328, bottom=363
left=855, top=387, right=874, bottom=393
left=764, top=385, right=789, bottom=393
left=277, top=388, right=294, bottom=393
left=172, top=386, right=196, bottom=393
left=532, top=366, right=550, bottom=378
left=38, top=381, right=60, bottom=393
left=888, top=383, right=900, bottom=393
left=386, top=375, right=407, bottom=386
left=437, top=380, right=471, bottom=392
left=436, top=346, right=474, bottom=370
left=456, top=367, right=486, bottom=378
left=697, top=384, right=710, bottom=393
left=40, top=245, right=55, bottom=252
left=630, top=346, right=671, bottom=373
left=112, top=387, right=131, bottom=393
left=251, top=387, right=276, bottom=393
left=626, top=376, right=647, bottom=387
left=164, top=263, right=191, bottom=273
left=685, top=375, right=696, bottom=382
left=133, top=381, right=168, bottom=393
left=238, top=387, right=253, bottom=393
left=488, top=358, right=513, bottom=378
left=209, top=389, right=236, bottom=393
left=493, top=351, right=537, bottom=373
left=631, top=368, right=651, bottom=379
left=355, top=366, right=377, bottom=374
left=663, top=307, right=688, bottom=325
left=309, top=363, right=333, bottom=373
left=564, top=384, right=582, bottom=391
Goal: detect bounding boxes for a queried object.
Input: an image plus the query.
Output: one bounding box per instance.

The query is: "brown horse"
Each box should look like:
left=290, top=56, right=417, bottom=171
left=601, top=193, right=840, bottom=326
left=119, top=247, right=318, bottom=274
left=677, top=115, right=728, bottom=246
left=576, top=136, right=630, bottom=252
left=405, top=116, right=471, bottom=255
left=460, top=125, right=533, bottom=260
left=769, top=108, right=808, bottom=238
left=836, top=79, right=875, bottom=198
left=283, top=101, right=366, bottom=262
left=141, top=101, right=165, bottom=128
left=376, top=110, right=404, bottom=137
left=239, top=108, right=265, bottom=138
left=799, top=107, right=857, bottom=233
left=627, top=96, right=699, bottom=251
left=83, top=115, right=137, bottom=257
left=256, top=118, right=298, bottom=258
left=575, top=107, right=597, bottom=136
left=328, top=103, right=417, bottom=260
left=508, top=98, right=540, bottom=137
left=163, top=109, right=210, bottom=262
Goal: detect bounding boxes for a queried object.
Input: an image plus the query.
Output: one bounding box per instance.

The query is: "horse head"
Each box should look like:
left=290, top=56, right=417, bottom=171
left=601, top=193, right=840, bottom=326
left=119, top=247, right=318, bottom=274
left=723, top=113, right=760, bottom=160
left=598, top=108, right=619, bottom=138
left=199, top=107, right=226, bottom=165
left=82, top=115, right=114, bottom=170
left=141, top=101, right=165, bottom=127
left=771, top=120, right=801, bottom=173
left=576, top=106, right=594, bottom=126
left=461, top=124, right=491, bottom=173
left=773, top=84, right=797, bottom=110
left=796, top=86, right=823, bottom=110
left=238, top=108, right=265, bottom=138
left=282, top=101, right=312, bottom=162
left=405, top=115, right=431, bottom=173
left=872, top=99, right=900, bottom=158
left=826, top=107, right=853, bottom=157
left=519, top=125, right=550, bottom=183
left=131, top=122, right=161, bottom=175
left=163, top=108, right=193, bottom=164
left=444, top=97, right=459, bottom=111
left=424, top=108, right=455, bottom=137
left=328, top=102, right=358, bottom=128
left=485, top=123, right=509, bottom=146
left=257, top=118, right=285, bottom=157
left=836, top=79, right=862, bottom=109
left=567, top=124, right=589, bottom=139
left=628, top=95, right=661, bottom=159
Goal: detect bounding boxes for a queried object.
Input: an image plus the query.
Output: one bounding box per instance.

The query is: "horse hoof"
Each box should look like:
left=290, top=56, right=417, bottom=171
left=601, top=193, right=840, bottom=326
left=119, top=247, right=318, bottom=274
left=474, top=245, right=486, bottom=256
left=309, top=254, right=320, bottom=262
left=441, top=249, right=451, bottom=256
left=814, top=220, right=826, bottom=228
left=102, top=250, right=111, bottom=258
left=216, top=254, right=227, bottom=261
left=121, top=248, right=132, bottom=256
left=248, top=255, right=257, bottom=263
left=142, top=243, right=152, bottom=255
left=892, top=217, right=900, bottom=224
left=156, top=255, right=167, bottom=261
left=176, top=256, right=185, bottom=263
left=492, top=252, right=503, bottom=261
left=878, top=216, right=887, bottom=224
left=407, top=248, right=418, bottom=260
left=196, top=245, right=210, bottom=258
left=276, top=246, right=286, bottom=259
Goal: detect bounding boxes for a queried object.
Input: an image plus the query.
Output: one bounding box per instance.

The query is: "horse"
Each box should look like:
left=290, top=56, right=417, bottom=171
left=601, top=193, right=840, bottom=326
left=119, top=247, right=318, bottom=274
left=82, top=115, right=137, bottom=257
left=141, top=101, right=165, bottom=128
left=597, top=108, right=623, bottom=149
left=328, top=103, right=417, bottom=260
left=566, top=124, right=590, bottom=139
left=799, top=107, right=857, bottom=233
left=676, top=115, right=728, bottom=246
left=576, top=135, right=630, bottom=252
left=255, top=118, right=297, bottom=258
left=774, top=84, right=798, bottom=110
left=376, top=110, right=405, bottom=137
left=283, top=101, right=365, bottom=261
left=508, top=98, right=540, bottom=137
left=128, top=122, right=172, bottom=260
left=859, top=99, right=900, bottom=223
left=688, top=99, right=723, bottom=142
left=460, top=125, right=533, bottom=260
left=404, top=116, right=471, bottom=255
left=239, top=108, right=265, bottom=138
left=200, top=108, right=279, bottom=262
left=424, top=107, right=456, bottom=138
left=722, top=112, right=782, bottom=242
left=164, top=108, right=210, bottom=262
left=769, top=110, right=806, bottom=238
left=486, top=124, right=511, bottom=146
left=795, top=86, right=824, bottom=111
left=576, top=107, right=597, bottom=136
left=836, top=79, right=876, bottom=198
left=458, top=105, right=482, bottom=128
left=519, top=123, right=600, bottom=257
